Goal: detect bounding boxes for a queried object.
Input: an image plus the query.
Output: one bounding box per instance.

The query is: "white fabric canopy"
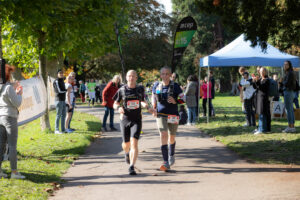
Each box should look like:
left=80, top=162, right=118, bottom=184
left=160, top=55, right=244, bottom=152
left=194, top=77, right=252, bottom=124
left=200, top=34, right=299, bottom=67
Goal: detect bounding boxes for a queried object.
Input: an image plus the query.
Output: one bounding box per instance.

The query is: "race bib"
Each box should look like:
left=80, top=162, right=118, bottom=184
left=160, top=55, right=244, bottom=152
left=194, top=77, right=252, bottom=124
left=127, top=100, right=140, bottom=110
left=167, top=115, right=179, bottom=124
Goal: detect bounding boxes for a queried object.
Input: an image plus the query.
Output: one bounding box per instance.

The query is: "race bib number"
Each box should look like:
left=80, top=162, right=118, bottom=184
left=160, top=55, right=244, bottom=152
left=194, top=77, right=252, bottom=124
left=127, top=100, right=140, bottom=110
left=167, top=115, right=179, bottom=124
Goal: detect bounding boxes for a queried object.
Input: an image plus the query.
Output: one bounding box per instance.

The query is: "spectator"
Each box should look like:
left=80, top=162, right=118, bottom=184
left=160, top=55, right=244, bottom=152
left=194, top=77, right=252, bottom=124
left=170, top=72, right=178, bottom=82
left=184, top=75, right=198, bottom=125
left=102, top=75, right=121, bottom=131
left=280, top=61, right=297, bottom=133
left=79, top=80, right=86, bottom=103
left=99, top=82, right=107, bottom=103
left=253, top=67, right=271, bottom=134
left=240, top=72, right=256, bottom=127
left=272, top=74, right=280, bottom=101
left=0, top=64, right=25, bottom=179
left=87, top=79, right=96, bottom=107
left=67, top=72, right=76, bottom=131
left=201, top=77, right=212, bottom=117
left=53, top=69, right=67, bottom=134
left=210, top=71, right=215, bottom=116
left=179, top=105, right=187, bottom=125
left=230, top=79, right=239, bottom=96
left=95, top=83, right=101, bottom=104
left=65, top=75, right=75, bottom=133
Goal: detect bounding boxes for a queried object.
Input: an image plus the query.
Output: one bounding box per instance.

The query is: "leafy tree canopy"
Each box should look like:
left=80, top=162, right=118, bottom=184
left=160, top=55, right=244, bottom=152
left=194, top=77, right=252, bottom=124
left=194, top=0, right=300, bottom=51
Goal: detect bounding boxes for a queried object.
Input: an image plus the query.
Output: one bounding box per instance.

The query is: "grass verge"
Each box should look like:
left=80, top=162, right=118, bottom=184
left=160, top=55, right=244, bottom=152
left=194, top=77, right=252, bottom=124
left=197, top=93, right=300, bottom=165
left=0, top=110, right=101, bottom=200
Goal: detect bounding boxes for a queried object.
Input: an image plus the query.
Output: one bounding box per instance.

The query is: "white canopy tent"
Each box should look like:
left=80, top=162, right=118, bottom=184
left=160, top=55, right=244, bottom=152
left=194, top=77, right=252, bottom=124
left=198, top=34, right=300, bottom=122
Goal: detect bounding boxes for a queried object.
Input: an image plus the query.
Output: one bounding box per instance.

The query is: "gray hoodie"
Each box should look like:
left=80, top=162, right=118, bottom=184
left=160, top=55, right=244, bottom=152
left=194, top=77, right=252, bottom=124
left=0, top=83, right=22, bottom=118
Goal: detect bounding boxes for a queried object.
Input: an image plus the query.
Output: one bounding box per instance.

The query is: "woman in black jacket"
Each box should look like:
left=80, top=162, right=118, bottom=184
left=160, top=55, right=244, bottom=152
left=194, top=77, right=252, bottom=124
left=280, top=61, right=296, bottom=133
left=252, top=67, right=271, bottom=134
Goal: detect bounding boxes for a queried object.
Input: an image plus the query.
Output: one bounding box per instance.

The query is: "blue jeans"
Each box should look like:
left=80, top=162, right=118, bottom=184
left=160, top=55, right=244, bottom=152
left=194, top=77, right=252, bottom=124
left=258, top=114, right=267, bottom=132
left=284, top=90, right=295, bottom=124
left=102, top=107, right=114, bottom=128
left=55, top=101, right=66, bottom=132
left=187, top=107, right=197, bottom=123
left=293, top=91, right=299, bottom=108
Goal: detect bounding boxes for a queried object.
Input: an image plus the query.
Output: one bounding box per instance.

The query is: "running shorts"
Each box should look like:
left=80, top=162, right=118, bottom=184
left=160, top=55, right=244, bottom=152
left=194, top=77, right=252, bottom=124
left=156, top=115, right=178, bottom=135
left=120, top=119, right=142, bottom=142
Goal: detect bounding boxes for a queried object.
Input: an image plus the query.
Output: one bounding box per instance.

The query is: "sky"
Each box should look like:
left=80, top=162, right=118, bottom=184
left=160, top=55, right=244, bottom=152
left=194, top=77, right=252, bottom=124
left=156, top=0, right=172, bottom=14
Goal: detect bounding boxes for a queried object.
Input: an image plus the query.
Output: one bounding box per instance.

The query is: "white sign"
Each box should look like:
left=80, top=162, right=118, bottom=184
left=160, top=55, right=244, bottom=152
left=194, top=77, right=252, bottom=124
left=48, top=76, right=56, bottom=110
left=18, top=77, right=47, bottom=126
left=272, top=101, right=285, bottom=115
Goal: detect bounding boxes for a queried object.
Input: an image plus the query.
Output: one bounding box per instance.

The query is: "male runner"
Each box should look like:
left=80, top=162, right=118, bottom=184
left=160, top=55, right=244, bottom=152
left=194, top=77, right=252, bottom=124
left=113, top=70, right=155, bottom=175
left=152, top=66, right=182, bottom=171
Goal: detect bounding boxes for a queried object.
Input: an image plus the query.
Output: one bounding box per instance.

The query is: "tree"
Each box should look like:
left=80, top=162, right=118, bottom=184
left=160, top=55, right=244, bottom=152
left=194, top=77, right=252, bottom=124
left=194, top=0, right=300, bottom=52
left=1, top=0, right=127, bottom=130
left=83, top=0, right=173, bottom=81
left=172, top=0, right=238, bottom=91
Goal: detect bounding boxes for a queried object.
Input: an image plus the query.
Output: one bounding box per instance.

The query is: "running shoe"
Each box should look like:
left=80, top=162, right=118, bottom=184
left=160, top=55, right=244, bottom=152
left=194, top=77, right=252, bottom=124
left=65, top=129, right=73, bottom=133
left=253, top=130, right=262, bottom=135
left=128, top=166, right=137, bottom=175
left=11, top=172, right=25, bottom=179
left=159, top=161, right=170, bottom=171
left=110, top=127, right=118, bottom=131
left=0, top=170, right=7, bottom=178
left=169, top=155, right=175, bottom=166
left=125, top=154, right=130, bottom=165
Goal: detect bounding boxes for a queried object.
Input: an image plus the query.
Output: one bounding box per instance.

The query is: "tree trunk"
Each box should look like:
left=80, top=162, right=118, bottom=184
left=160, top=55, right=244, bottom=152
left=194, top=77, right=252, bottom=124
left=46, top=52, right=64, bottom=78
left=38, top=31, right=51, bottom=131
left=0, top=20, right=2, bottom=59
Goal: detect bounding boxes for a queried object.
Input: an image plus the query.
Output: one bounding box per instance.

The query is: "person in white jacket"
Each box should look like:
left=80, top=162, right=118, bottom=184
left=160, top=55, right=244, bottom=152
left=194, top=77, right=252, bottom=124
left=0, top=64, right=25, bottom=179
left=240, top=71, right=256, bottom=127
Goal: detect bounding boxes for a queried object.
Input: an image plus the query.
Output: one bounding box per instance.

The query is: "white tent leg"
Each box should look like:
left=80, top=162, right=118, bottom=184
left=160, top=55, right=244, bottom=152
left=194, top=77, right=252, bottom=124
left=207, top=66, right=210, bottom=123
left=198, top=66, right=201, bottom=119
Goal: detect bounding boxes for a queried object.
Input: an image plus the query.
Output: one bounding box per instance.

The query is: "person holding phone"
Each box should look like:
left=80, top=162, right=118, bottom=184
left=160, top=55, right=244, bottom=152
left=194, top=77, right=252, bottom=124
left=0, top=64, right=25, bottom=179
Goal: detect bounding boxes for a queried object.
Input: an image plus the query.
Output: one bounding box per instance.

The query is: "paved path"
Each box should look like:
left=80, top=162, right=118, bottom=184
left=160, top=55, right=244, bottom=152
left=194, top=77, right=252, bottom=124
left=51, top=106, right=300, bottom=200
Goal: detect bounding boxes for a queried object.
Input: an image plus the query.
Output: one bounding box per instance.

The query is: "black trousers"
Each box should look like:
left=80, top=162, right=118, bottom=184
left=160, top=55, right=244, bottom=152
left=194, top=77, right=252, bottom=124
left=202, top=98, right=212, bottom=116
left=244, top=97, right=256, bottom=126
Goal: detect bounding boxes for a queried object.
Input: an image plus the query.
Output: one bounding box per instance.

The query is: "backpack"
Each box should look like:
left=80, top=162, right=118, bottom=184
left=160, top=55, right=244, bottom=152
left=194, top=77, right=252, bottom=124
left=268, top=78, right=279, bottom=97
left=119, top=85, right=144, bottom=107
left=155, top=81, right=175, bottom=102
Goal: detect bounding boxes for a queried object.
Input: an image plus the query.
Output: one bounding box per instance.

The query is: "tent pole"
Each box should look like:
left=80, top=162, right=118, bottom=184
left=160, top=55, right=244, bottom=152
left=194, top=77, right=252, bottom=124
left=198, top=66, right=201, bottom=120
left=207, top=66, right=210, bottom=123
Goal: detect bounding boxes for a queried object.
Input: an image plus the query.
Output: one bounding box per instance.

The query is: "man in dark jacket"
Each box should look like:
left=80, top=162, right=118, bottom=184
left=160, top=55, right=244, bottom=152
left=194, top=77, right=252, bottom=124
left=53, top=69, right=67, bottom=134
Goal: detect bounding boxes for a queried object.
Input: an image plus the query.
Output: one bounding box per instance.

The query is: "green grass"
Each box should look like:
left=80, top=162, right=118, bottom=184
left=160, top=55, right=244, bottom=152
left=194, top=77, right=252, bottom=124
left=197, top=93, right=300, bottom=165
left=0, top=110, right=101, bottom=200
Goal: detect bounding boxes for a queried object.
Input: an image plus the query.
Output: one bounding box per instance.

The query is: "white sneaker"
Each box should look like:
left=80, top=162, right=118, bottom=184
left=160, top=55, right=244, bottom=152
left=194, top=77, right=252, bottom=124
left=243, top=123, right=248, bottom=127
left=55, top=130, right=62, bottom=134
left=254, top=130, right=262, bottom=135
left=187, top=123, right=192, bottom=126
left=0, top=170, right=8, bottom=178
left=11, top=172, right=25, bottom=179
left=282, top=127, right=296, bottom=133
